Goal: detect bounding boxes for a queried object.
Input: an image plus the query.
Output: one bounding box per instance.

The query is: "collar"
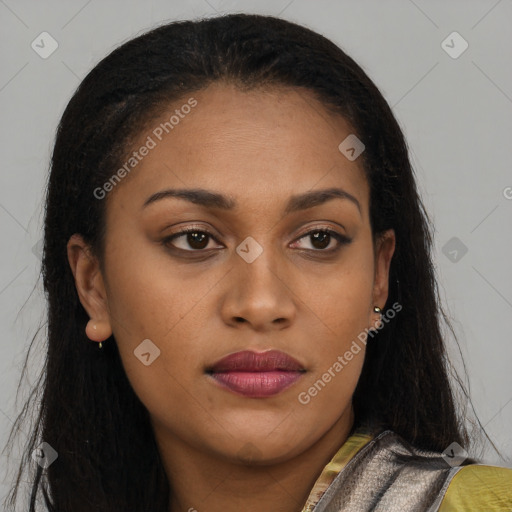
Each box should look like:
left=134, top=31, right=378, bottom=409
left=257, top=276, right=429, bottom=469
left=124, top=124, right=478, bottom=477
left=301, top=429, right=375, bottom=511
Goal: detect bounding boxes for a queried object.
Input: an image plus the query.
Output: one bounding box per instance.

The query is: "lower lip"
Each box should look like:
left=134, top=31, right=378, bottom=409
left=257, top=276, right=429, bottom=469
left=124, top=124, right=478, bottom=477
left=208, top=371, right=304, bottom=398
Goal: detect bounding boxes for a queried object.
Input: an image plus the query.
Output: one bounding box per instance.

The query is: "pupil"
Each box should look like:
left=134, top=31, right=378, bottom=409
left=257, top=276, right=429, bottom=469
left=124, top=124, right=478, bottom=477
left=188, top=232, right=208, bottom=249
left=311, top=231, right=330, bottom=249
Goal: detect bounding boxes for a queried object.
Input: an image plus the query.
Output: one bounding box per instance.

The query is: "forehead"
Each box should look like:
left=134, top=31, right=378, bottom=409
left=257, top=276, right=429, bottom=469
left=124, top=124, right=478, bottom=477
left=106, top=82, right=369, bottom=218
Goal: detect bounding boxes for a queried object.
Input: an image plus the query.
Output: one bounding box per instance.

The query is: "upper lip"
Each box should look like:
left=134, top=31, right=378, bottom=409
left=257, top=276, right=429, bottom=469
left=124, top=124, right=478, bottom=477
left=206, top=350, right=306, bottom=373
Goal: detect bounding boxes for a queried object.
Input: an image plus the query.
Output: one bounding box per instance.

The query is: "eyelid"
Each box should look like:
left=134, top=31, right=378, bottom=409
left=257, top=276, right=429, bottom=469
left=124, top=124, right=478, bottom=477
left=294, top=222, right=346, bottom=239
left=163, top=225, right=223, bottom=249
left=291, top=226, right=351, bottom=252
left=162, top=223, right=351, bottom=253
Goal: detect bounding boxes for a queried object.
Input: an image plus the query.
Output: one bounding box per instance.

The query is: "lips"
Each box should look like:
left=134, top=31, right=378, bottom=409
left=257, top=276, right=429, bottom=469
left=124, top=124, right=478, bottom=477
left=207, top=350, right=305, bottom=373
left=206, top=350, right=306, bottom=398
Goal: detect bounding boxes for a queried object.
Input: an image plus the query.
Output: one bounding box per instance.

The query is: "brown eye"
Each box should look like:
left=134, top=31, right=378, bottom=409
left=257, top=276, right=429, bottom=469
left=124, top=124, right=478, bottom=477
left=292, top=229, right=351, bottom=252
left=182, top=231, right=209, bottom=250
left=163, top=228, right=221, bottom=252
left=310, top=231, right=331, bottom=250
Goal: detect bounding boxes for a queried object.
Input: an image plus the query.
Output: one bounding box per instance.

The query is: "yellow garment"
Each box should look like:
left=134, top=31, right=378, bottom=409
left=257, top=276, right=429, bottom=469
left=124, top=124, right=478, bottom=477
left=302, top=429, right=512, bottom=511
left=439, top=464, right=512, bottom=511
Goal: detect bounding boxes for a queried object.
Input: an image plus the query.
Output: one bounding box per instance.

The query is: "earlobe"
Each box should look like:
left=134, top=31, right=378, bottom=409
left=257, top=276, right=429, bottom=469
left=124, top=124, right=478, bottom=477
left=67, top=234, right=113, bottom=342
left=85, top=320, right=111, bottom=345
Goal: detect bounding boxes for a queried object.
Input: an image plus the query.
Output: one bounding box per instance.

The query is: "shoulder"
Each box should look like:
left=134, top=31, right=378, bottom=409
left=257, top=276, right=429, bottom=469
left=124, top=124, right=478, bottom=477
left=439, top=464, right=512, bottom=511
left=315, top=429, right=512, bottom=512
left=355, top=430, right=512, bottom=511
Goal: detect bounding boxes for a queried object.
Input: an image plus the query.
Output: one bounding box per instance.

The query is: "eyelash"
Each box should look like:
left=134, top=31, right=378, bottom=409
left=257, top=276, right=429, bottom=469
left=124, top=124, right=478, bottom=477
left=162, top=226, right=352, bottom=255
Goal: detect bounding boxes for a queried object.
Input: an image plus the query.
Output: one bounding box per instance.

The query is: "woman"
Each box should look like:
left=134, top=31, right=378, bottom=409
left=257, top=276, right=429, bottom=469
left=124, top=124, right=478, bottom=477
left=5, top=13, right=511, bottom=512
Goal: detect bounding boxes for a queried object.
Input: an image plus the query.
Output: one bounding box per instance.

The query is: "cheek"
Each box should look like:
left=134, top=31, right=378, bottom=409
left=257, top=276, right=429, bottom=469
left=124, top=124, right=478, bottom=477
left=292, top=244, right=373, bottom=407
left=111, top=310, right=207, bottom=434
left=294, top=317, right=366, bottom=424
left=101, top=245, right=208, bottom=411
left=104, top=232, right=218, bottom=343
left=298, top=252, right=375, bottom=344
left=297, top=352, right=364, bottom=410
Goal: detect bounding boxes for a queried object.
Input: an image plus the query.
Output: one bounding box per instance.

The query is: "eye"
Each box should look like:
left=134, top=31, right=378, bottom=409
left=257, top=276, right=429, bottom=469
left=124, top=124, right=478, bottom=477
left=291, top=228, right=351, bottom=252
left=162, top=226, right=351, bottom=254
left=162, top=227, right=222, bottom=252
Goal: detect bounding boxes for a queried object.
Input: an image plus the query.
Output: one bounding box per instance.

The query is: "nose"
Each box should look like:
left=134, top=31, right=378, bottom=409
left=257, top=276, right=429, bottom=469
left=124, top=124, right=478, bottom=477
left=220, top=245, right=296, bottom=332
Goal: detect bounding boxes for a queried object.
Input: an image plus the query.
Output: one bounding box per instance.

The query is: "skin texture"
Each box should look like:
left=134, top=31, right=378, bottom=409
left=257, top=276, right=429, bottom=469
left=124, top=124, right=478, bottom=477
left=67, top=82, right=395, bottom=512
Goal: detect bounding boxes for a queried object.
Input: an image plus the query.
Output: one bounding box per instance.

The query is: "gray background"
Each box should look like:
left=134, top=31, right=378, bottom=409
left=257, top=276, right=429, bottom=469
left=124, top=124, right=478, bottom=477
left=1, top=0, right=511, bottom=504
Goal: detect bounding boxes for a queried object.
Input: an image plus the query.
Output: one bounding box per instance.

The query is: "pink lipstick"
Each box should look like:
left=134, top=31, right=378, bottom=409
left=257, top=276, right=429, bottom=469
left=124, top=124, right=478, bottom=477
left=206, top=350, right=306, bottom=398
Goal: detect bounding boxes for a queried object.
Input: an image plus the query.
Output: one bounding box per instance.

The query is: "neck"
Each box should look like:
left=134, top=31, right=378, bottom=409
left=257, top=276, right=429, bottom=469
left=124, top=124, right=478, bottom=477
left=154, top=407, right=355, bottom=512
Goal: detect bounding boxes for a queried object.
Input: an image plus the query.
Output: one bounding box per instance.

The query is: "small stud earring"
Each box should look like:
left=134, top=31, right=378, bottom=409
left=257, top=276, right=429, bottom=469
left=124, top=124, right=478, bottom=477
left=373, top=306, right=382, bottom=315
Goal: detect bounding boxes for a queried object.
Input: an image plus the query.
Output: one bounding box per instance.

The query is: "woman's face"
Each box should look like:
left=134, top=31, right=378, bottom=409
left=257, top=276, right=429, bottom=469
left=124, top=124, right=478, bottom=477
left=71, top=82, right=395, bottom=464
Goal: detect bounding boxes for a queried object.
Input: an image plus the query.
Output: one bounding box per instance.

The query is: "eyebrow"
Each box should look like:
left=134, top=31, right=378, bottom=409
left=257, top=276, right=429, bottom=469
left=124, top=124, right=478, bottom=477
left=142, top=187, right=361, bottom=217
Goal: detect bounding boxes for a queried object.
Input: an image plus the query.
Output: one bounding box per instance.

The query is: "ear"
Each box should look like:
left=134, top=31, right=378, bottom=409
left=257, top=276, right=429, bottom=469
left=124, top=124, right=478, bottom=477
left=371, top=229, right=396, bottom=314
left=67, top=233, right=112, bottom=343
